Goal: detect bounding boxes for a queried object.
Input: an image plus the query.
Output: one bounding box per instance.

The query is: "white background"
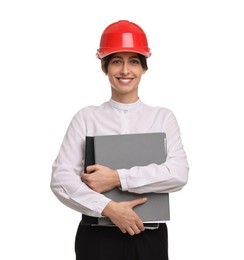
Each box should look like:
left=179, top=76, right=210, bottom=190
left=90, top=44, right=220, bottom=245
left=0, top=0, right=243, bottom=259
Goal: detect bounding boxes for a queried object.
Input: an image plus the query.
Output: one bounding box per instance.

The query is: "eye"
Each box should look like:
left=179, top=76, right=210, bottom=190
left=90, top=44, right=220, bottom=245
left=111, top=59, right=122, bottom=64
left=130, top=59, right=140, bottom=65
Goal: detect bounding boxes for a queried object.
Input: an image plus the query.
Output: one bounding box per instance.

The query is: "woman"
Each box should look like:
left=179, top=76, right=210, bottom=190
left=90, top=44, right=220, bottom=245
left=51, top=20, right=189, bottom=260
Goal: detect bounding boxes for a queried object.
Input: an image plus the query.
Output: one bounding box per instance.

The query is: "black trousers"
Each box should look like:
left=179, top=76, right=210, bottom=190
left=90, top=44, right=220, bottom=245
left=75, top=222, right=168, bottom=260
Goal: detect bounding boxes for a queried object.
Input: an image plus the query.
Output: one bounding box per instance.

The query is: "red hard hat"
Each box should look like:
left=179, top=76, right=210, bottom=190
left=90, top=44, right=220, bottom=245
left=96, top=20, right=151, bottom=59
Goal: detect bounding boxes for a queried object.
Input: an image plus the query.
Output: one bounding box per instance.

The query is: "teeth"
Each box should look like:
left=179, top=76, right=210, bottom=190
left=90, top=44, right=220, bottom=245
left=119, top=79, right=131, bottom=83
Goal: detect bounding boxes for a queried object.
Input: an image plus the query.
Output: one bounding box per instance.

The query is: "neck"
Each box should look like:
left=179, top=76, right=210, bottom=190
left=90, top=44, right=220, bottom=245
left=111, top=93, right=139, bottom=104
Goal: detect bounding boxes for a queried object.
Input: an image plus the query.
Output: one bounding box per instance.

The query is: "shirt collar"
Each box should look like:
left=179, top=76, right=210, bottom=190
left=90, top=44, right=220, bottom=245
left=108, top=98, right=142, bottom=111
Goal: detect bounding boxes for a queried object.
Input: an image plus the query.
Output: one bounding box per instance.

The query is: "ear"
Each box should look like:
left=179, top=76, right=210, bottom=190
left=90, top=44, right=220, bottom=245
left=101, top=60, right=107, bottom=74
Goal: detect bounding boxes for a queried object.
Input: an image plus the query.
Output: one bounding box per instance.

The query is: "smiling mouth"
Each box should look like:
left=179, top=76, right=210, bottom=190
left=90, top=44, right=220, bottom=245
left=117, top=78, right=133, bottom=84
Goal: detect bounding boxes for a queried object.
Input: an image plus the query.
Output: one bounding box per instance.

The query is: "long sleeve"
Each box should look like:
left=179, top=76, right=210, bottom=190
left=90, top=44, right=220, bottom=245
left=51, top=110, right=111, bottom=217
left=117, top=110, right=189, bottom=193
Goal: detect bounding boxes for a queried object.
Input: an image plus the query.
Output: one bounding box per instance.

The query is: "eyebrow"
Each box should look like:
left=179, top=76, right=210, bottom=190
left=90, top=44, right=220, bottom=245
left=111, top=55, right=139, bottom=60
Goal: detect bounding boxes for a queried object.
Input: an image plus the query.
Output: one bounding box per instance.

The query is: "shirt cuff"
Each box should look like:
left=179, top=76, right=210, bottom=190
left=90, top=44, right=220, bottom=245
left=117, top=169, right=128, bottom=191
left=96, top=197, right=112, bottom=217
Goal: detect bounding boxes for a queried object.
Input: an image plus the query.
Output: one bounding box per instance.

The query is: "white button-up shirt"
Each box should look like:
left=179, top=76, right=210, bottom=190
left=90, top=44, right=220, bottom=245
left=51, top=99, right=189, bottom=217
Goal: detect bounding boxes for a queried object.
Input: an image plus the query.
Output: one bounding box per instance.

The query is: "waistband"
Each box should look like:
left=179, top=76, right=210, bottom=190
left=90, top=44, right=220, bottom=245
left=82, top=215, right=98, bottom=225
left=81, top=215, right=161, bottom=230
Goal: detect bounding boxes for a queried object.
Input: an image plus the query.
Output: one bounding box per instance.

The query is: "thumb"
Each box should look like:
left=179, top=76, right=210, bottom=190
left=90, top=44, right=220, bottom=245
left=129, top=197, right=147, bottom=208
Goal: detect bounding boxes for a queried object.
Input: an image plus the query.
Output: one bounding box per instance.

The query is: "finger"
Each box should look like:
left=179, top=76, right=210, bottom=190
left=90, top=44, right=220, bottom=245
left=86, top=165, right=95, bottom=173
left=132, top=225, right=142, bottom=235
left=130, top=197, right=147, bottom=208
left=86, top=164, right=99, bottom=173
left=120, top=228, right=127, bottom=234
left=80, top=173, right=85, bottom=181
left=136, top=221, right=145, bottom=232
left=80, top=173, right=88, bottom=181
left=127, top=227, right=135, bottom=236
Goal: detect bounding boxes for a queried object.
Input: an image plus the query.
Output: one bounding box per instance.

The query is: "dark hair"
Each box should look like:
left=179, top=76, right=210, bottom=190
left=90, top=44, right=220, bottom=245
left=102, top=53, right=148, bottom=74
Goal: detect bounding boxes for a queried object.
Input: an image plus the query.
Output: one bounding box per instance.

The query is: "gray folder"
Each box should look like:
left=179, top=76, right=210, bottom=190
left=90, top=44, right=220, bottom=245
left=91, top=132, right=170, bottom=225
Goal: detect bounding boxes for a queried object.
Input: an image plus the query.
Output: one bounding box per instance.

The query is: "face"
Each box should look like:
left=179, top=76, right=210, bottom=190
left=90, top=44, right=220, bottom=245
left=103, top=52, right=146, bottom=103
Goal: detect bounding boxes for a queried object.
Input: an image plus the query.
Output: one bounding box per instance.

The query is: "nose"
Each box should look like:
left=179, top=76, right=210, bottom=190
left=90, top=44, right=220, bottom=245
left=120, top=63, right=129, bottom=75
